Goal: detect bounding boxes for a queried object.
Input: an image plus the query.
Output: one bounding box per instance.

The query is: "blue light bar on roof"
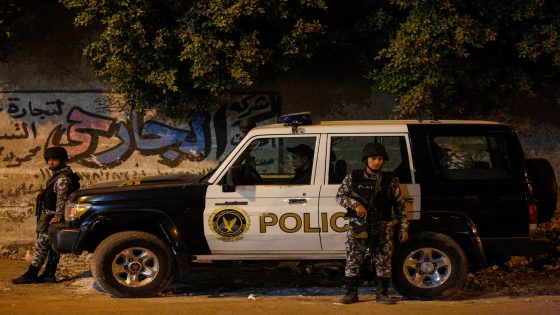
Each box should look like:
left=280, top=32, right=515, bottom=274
left=278, top=112, right=312, bottom=126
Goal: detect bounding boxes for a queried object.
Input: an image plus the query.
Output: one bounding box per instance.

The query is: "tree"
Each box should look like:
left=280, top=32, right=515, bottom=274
left=371, top=0, right=560, bottom=118
left=61, top=0, right=330, bottom=117
left=60, top=1, right=560, bottom=118
left=0, top=0, right=21, bottom=61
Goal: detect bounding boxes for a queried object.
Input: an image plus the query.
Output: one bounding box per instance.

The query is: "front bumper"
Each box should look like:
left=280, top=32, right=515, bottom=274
left=48, top=222, right=81, bottom=254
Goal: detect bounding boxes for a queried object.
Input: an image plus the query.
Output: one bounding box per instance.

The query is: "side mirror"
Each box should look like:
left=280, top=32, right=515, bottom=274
left=222, top=168, right=236, bottom=192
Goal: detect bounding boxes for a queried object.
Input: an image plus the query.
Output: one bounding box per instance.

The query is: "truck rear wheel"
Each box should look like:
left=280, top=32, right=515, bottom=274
left=392, top=232, right=468, bottom=300
left=92, top=231, right=175, bottom=298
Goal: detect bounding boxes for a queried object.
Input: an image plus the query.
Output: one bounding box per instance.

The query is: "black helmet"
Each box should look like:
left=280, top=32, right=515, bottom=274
left=44, top=146, right=69, bottom=163
left=362, top=143, right=389, bottom=161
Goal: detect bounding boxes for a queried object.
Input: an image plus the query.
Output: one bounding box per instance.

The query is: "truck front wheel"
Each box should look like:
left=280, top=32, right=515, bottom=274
left=92, top=231, right=175, bottom=298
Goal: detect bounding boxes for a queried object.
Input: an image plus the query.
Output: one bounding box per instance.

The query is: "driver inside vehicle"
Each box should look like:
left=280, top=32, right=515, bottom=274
left=287, top=144, right=314, bottom=184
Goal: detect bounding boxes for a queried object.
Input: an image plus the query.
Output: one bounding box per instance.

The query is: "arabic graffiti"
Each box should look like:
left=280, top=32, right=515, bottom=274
left=214, top=93, right=281, bottom=159
left=46, top=107, right=133, bottom=168
left=92, top=95, right=126, bottom=115
left=0, top=97, right=64, bottom=119
left=0, top=182, right=39, bottom=200
left=0, top=145, right=42, bottom=168
left=78, top=169, right=147, bottom=182
left=0, top=92, right=281, bottom=169
left=46, top=108, right=211, bottom=168
left=133, top=112, right=210, bottom=166
left=0, top=169, right=147, bottom=201
left=0, top=122, right=37, bottom=140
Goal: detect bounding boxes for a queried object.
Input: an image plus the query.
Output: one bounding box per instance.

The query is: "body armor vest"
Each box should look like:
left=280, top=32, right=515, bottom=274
left=43, top=169, right=73, bottom=212
left=351, top=169, right=394, bottom=221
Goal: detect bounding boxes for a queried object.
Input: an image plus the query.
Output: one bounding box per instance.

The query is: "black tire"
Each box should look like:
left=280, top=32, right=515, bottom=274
left=92, top=231, right=175, bottom=298
left=392, top=232, right=468, bottom=300
left=527, top=158, right=558, bottom=223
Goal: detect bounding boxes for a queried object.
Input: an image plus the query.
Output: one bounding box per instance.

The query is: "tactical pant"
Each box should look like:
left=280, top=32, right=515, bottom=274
left=31, top=217, right=60, bottom=269
left=345, top=217, right=394, bottom=278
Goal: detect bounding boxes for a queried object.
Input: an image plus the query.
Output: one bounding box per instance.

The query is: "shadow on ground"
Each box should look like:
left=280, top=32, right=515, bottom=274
left=60, top=259, right=560, bottom=300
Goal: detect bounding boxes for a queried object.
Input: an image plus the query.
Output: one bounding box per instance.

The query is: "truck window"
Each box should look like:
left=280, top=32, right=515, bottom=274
left=228, top=136, right=317, bottom=185
left=431, top=135, right=513, bottom=180
left=328, top=135, right=412, bottom=184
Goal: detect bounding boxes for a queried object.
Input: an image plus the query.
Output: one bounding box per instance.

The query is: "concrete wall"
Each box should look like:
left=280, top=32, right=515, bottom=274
left=0, top=91, right=288, bottom=242
left=0, top=84, right=394, bottom=244
left=0, top=1, right=557, bottom=244
left=0, top=1, right=393, bottom=243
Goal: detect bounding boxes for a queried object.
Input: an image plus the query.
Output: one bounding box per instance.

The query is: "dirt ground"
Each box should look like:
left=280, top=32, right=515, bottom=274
left=1, top=258, right=560, bottom=315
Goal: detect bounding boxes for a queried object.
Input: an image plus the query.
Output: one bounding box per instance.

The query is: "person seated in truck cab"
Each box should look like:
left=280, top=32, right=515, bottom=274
left=287, top=144, right=314, bottom=184
left=329, top=151, right=348, bottom=184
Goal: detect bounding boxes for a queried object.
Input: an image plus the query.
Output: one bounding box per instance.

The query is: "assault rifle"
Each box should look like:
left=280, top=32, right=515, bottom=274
left=35, top=193, right=45, bottom=217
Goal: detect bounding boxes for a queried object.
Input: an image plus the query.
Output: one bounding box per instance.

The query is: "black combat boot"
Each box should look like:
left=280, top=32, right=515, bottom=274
left=339, top=277, right=359, bottom=304
left=38, top=267, right=57, bottom=283
left=375, top=277, right=397, bottom=304
left=12, top=265, right=40, bottom=284
left=38, top=252, right=60, bottom=283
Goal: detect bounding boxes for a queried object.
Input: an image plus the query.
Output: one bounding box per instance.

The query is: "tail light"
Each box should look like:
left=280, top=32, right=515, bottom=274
left=529, top=203, right=538, bottom=237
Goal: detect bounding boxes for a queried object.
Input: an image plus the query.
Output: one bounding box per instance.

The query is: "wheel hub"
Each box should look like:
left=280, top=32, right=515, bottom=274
left=112, top=247, right=160, bottom=287
left=420, top=262, right=435, bottom=274
left=403, top=247, right=452, bottom=288
left=128, top=262, right=142, bottom=273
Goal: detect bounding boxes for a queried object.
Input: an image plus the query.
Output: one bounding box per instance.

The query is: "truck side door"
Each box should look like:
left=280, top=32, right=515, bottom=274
left=411, top=126, right=528, bottom=238
left=205, top=135, right=322, bottom=254
left=319, top=133, right=420, bottom=252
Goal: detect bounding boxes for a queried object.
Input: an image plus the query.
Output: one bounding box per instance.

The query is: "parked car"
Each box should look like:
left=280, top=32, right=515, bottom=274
left=50, top=113, right=557, bottom=299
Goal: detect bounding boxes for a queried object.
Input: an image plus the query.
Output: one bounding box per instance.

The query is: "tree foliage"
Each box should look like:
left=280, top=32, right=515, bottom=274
left=372, top=0, right=560, bottom=117
left=3, top=1, right=559, bottom=118
left=60, top=0, right=331, bottom=117
left=0, top=0, right=21, bottom=61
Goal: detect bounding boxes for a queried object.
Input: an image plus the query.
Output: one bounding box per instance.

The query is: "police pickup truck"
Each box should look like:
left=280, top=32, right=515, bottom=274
left=50, top=113, right=557, bottom=299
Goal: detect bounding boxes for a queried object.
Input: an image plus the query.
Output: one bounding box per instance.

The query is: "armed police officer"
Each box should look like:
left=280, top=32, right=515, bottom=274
left=336, top=143, right=409, bottom=304
left=12, top=147, right=79, bottom=284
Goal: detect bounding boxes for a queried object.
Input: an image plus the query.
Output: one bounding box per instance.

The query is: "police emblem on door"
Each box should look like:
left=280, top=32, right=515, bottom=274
left=209, top=207, right=250, bottom=241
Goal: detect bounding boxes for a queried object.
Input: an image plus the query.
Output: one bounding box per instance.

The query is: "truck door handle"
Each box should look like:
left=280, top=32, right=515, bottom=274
left=288, top=198, right=307, bottom=204
left=404, top=197, right=414, bottom=203
left=215, top=201, right=248, bottom=206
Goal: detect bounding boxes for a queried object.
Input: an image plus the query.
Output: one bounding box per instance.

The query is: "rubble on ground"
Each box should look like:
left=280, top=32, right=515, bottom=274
left=460, top=210, right=560, bottom=297
left=0, top=244, right=91, bottom=280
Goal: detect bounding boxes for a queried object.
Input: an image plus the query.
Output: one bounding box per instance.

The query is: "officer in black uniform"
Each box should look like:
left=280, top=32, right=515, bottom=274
left=287, top=144, right=314, bottom=184
left=336, top=143, right=409, bottom=304
left=12, top=147, right=78, bottom=284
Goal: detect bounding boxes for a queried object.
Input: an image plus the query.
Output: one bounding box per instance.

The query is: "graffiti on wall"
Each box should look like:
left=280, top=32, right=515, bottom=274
left=45, top=108, right=210, bottom=168
left=0, top=91, right=282, bottom=170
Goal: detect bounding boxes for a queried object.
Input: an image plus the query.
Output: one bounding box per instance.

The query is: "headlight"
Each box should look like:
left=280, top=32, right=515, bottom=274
left=65, top=201, right=92, bottom=221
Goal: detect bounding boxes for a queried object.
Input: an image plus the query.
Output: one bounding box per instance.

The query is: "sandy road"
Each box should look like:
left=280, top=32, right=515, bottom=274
left=1, top=258, right=560, bottom=315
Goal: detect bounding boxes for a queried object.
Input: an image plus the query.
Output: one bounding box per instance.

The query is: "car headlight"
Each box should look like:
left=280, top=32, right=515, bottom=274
left=65, top=201, right=92, bottom=221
